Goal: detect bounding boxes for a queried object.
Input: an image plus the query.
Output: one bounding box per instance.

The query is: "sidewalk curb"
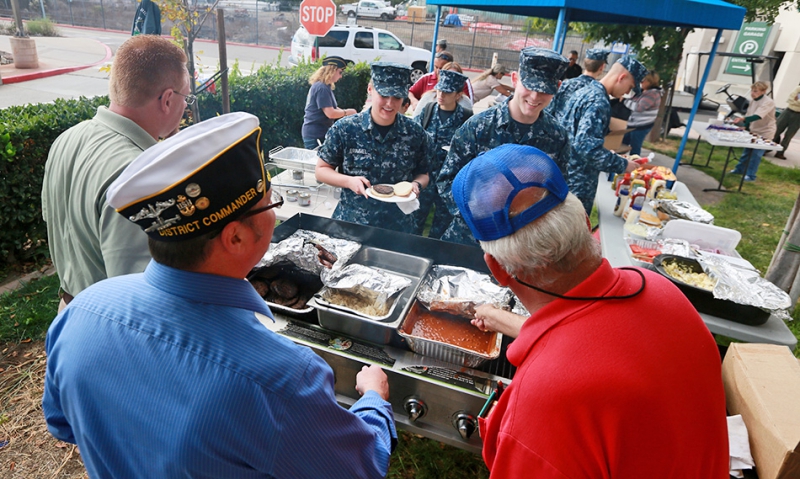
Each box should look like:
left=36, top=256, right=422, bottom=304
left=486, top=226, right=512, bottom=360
left=2, top=39, right=113, bottom=84
left=0, top=265, right=56, bottom=297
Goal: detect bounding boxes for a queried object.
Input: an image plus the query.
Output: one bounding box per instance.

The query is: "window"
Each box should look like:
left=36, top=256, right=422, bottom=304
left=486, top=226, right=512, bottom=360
left=378, top=33, right=402, bottom=51
left=318, top=30, right=349, bottom=48
left=354, top=32, right=375, bottom=49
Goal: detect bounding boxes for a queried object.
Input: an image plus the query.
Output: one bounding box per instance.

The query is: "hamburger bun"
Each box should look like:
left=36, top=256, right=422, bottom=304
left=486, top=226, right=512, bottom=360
left=393, top=181, right=413, bottom=197
left=370, top=184, right=395, bottom=198
left=639, top=211, right=662, bottom=227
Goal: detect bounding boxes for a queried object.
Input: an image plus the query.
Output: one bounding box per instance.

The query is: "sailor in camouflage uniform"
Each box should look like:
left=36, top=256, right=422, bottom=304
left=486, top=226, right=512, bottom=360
left=437, top=48, right=572, bottom=246
left=412, top=69, right=473, bottom=238
left=546, top=49, right=609, bottom=119
left=316, top=62, right=432, bottom=232
left=558, top=56, right=647, bottom=214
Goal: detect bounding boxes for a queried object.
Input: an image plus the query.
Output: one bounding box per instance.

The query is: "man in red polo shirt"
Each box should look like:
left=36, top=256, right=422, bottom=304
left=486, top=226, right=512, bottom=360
left=408, top=51, right=473, bottom=110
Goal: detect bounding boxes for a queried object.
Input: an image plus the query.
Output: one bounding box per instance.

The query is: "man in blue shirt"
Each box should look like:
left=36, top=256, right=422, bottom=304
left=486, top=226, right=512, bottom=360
left=43, top=112, right=397, bottom=479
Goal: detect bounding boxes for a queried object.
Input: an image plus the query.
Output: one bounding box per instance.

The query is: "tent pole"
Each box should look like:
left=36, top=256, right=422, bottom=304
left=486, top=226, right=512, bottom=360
left=553, top=8, right=567, bottom=53
left=672, top=29, right=722, bottom=174
left=431, top=7, right=443, bottom=71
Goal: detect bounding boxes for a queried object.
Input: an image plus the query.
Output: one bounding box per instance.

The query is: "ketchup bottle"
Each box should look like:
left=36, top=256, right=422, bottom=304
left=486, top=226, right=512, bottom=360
left=615, top=173, right=631, bottom=197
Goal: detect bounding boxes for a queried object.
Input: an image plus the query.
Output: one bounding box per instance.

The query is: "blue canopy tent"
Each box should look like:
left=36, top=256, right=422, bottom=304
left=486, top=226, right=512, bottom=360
left=425, top=0, right=746, bottom=174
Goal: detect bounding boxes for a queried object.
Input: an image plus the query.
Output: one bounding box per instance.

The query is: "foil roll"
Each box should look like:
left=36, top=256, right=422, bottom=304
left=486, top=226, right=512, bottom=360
left=655, top=200, right=714, bottom=224
left=257, top=230, right=360, bottom=275
left=416, top=265, right=512, bottom=318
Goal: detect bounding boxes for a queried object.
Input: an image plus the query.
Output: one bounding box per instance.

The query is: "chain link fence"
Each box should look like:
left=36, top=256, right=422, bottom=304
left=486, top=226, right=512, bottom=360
left=1, top=1, right=588, bottom=70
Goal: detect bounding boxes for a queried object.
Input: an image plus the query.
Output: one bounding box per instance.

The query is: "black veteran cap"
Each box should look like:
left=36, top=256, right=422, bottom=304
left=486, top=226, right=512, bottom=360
left=107, top=112, right=268, bottom=242
left=322, top=56, right=347, bottom=69
left=371, top=61, right=413, bottom=98
left=518, top=47, right=569, bottom=95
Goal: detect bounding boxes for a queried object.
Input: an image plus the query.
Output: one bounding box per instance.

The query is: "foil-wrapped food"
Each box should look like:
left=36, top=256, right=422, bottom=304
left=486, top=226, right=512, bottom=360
left=316, top=264, right=412, bottom=319
left=256, top=230, right=360, bottom=275
left=655, top=200, right=714, bottom=224
left=416, top=265, right=512, bottom=318
left=697, top=253, right=792, bottom=320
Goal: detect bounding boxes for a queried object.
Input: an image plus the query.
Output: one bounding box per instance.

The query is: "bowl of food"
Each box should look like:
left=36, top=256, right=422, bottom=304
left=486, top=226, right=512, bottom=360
left=652, top=255, right=769, bottom=326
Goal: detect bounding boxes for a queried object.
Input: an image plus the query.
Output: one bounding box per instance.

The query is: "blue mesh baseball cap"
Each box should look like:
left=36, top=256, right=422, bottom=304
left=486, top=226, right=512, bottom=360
left=452, top=144, right=569, bottom=242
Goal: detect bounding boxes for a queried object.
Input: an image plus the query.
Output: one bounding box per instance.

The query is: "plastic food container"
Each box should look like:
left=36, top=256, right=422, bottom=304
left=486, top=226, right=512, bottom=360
left=662, top=219, right=741, bottom=255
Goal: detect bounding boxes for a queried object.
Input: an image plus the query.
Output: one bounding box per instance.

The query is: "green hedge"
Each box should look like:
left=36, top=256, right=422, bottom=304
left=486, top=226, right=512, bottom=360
left=0, top=96, right=109, bottom=265
left=198, top=60, right=371, bottom=151
left=0, top=61, right=370, bottom=269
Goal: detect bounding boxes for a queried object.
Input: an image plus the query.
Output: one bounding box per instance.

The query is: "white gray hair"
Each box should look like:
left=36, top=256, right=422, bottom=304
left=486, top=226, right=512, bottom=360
left=480, top=193, right=601, bottom=285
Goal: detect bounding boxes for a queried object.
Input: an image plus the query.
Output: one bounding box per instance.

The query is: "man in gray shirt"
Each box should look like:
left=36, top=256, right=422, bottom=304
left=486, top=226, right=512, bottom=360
left=42, top=35, right=189, bottom=309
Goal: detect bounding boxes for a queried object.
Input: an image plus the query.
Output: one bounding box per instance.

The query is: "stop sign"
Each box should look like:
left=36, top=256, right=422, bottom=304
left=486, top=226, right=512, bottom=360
left=299, top=0, right=337, bottom=37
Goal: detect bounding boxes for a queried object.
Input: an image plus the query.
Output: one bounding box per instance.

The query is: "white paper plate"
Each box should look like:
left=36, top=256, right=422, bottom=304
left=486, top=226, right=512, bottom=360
left=366, top=189, right=417, bottom=203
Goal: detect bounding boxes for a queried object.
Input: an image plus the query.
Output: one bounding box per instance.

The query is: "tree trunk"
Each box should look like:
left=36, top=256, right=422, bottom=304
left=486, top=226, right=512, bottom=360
left=184, top=36, right=201, bottom=123
left=10, top=0, right=25, bottom=36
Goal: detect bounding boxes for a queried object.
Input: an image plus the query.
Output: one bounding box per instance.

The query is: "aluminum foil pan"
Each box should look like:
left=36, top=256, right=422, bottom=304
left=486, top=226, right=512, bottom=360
left=257, top=230, right=360, bottom=275
left=314, top=264, right=412, bottom=320
left=416, top=265, right=513, bottom=318
left=397, top=301, right=502, bottom=368
left=655, top=200, right=714, bottom=224
left=697, top=253, right=792, bottom=321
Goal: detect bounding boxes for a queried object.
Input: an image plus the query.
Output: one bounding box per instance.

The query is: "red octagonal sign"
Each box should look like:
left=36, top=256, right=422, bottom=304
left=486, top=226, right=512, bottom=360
left=299, top=0, right=336, bottom=37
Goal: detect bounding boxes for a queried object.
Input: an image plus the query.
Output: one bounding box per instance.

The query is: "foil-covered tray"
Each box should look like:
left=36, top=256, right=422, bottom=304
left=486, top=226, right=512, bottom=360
left=310, top=246, right=432, bottom=346
left=257, top=229, right=360, bottom=276
left=397, top=301, right=502, bottom=368
left=312, top=264, right=412, bottom=321
left=416, top=265, right=512, bottom=318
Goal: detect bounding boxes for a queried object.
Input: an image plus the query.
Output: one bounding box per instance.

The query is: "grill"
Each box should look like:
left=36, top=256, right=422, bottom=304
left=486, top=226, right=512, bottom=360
left=258, top=214, right=517, bottom=453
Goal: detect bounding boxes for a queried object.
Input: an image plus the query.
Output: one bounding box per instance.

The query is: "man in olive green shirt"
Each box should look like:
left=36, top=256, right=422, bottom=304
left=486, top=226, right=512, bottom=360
left=42, top=35, right=190, bottom=308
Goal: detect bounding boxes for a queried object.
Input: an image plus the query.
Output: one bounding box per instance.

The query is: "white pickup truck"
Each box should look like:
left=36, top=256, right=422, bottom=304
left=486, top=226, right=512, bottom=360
left=340, top=1, right=397, bottom=20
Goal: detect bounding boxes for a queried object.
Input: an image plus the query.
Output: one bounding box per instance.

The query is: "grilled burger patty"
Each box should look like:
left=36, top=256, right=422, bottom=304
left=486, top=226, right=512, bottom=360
left=371, top=184, right=395, bottom=198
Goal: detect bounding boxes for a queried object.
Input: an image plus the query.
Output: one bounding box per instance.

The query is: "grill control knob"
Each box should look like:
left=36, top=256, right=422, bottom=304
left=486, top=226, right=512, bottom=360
left=403, top=397, right=427, bottom=422
left=452, top=412, right=476, bottom=440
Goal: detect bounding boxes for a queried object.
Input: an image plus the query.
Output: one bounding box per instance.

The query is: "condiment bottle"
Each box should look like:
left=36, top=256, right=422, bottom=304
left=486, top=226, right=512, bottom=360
left=615, top=173, right=631, bottom=196
left=614, top=186, right=630, bottom=217
left=623, top=186, right=647, bottom=219
left=625, top=202, right=643, bottom=228
left=647, top=179, right=666, bottom=199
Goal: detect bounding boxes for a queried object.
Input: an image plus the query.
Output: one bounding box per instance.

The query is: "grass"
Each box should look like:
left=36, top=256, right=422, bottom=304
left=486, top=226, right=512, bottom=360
left=0, top=273, right=60, bottom=344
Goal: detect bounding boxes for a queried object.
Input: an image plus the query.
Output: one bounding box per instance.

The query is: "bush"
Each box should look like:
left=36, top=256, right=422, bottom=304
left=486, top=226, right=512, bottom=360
left=26, top=18, right=60, bottom=37
left=0, top=96, right=108, bottom=266
left=197, top=59, right=371, bottom=152
left=0, top=61, right=370, bottom=270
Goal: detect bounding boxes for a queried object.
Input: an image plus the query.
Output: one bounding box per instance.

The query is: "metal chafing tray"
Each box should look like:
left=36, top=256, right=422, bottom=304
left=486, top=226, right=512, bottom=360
left=267, top=146, right=319, bottom=173
left=310, top=246, right=432, bottom=347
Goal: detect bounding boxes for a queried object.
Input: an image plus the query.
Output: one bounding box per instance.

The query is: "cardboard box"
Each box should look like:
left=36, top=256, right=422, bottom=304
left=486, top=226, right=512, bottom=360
left=721, top=343, right=800, bottom=479
left=407, top=6, right=426, bottom=23
left=604, top=117, right=634, bottom=153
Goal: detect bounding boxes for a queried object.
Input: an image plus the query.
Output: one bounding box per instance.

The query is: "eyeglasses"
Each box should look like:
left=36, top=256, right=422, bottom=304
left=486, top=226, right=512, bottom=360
left=435, top=52, right=453, bottom=62
left=240, top=190, right=284, bottom=219
left=158, top=90, right=197, bottom=105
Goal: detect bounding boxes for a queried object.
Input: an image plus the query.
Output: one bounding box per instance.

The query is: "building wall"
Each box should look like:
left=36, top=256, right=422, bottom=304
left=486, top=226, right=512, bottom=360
left=678, top=6, right=800, bottom=109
